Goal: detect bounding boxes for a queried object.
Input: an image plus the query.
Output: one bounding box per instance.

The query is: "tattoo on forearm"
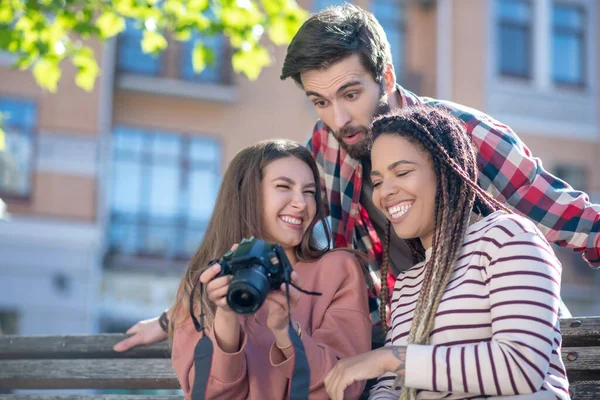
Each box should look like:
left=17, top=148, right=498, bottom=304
left=391, top=346, right=406, bottom=374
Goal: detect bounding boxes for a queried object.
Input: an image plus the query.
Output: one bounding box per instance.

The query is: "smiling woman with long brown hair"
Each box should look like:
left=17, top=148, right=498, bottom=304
left=169, top=139, right=371, bottom=400
left=324, top=107, right=569, bottom=400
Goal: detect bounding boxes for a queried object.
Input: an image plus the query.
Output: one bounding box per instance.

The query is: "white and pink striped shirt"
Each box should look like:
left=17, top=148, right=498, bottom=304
left=371, top=211, right=569, bottom=400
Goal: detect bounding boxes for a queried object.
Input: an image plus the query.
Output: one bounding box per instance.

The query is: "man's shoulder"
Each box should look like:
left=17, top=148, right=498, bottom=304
left=420, top=97, right=488, bottom=123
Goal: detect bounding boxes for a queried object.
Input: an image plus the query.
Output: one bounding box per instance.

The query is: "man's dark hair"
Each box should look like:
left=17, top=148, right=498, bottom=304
left=280, top=3, right=392, bottom=87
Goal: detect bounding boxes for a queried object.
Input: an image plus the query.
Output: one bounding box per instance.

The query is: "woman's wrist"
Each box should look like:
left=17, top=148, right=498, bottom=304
left=381, top=346, right=407, bottom=375
left=272, top=320, right=302, bottom=348
left=214, top=308, right=242, bottom=353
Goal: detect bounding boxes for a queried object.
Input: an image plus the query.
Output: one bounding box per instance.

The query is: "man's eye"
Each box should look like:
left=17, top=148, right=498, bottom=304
left=346, top=92, right=358, bottom=100
left=372, top=182, right=381, bottom=188
left=313, top=100, right=327, bottom=107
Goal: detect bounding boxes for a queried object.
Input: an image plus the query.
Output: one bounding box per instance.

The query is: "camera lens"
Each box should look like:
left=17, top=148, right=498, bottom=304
left=226, top=266, right=270, bottom=315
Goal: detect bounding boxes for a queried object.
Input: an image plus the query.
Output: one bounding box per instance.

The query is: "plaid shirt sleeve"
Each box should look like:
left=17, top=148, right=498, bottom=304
left=444, top=102, right=600, bottom=267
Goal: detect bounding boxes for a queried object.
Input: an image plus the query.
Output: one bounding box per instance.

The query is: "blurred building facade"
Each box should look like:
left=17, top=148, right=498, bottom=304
left=1, top=0, right=599, bottom=336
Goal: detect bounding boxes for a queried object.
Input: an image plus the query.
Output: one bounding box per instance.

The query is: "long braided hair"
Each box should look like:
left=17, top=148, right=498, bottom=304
left=370, top=107, right=510, bottom=399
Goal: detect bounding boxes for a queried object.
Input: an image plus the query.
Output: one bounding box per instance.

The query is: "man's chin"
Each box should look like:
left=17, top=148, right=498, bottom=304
left=340, top=139, right=370, bottom=160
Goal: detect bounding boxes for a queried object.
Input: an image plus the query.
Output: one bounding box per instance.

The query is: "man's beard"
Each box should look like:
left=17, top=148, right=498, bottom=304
left=334, top=96, right=391, bottom=161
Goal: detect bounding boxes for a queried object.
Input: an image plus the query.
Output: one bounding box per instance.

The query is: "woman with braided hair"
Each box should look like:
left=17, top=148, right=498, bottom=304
left=324, top=107, right=570, bottom=400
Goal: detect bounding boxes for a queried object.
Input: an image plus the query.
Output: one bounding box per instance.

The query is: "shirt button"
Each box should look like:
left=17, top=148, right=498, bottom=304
left=351, top=209, right=358, bottom=216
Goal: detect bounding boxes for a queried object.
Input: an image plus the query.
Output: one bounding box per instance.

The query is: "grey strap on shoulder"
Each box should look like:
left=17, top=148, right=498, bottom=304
left=190, top=322, right=311, bottom=399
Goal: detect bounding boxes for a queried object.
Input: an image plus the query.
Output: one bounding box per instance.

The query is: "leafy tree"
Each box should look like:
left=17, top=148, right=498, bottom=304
left=0, top=0, right=308, bottom=208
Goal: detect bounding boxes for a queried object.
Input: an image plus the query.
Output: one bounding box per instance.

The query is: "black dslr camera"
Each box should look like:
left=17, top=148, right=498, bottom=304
left=216, top=237, right=294, bottom=315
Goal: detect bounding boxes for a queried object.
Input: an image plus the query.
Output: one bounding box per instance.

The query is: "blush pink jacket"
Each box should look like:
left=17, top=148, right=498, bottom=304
left=171, top=251, right=372, bottom=400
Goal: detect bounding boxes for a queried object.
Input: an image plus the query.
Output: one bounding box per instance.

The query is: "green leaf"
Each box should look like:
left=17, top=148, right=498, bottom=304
left=187, top=0, right=209, bottom=13
left=141, top=29, right=168, bottom=54
left=0, top=5, right=13, bottom=23
left=232, top=44, right=270, bottom=81
left=72, top=46, right=100, bottom=91
left=33, top=59, right=61, bottom=92
left=173, top=29, right=191, bottom=41
left=96, top=11, right=125, bottom=39
left=191, top=41, right=215, bottom=73
left=267, top=16, right=290, bottom=46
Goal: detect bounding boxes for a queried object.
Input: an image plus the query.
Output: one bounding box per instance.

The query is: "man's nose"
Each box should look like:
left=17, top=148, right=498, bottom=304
left=332, top=103, right=351, bottom=132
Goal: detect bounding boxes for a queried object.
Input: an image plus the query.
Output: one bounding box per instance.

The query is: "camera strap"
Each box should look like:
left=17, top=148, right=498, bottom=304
left=188, top=270, right=312, bottom=399
left=191, top=322, right=310, bottom=400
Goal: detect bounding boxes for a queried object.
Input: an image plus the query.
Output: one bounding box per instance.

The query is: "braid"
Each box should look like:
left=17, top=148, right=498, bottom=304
left=379, top=221, right=392, bottom=332
left=370, top=107, right=509, bottom=400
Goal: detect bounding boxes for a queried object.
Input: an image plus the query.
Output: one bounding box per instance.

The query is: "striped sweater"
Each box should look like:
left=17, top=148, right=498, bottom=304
left=371, top=211, right=569, bottom=400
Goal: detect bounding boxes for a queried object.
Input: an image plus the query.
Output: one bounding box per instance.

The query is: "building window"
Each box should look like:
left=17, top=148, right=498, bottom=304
left=552, top=3, right=585, bottom=86
left=117, top=19, right=163, bottom=76
left=371, top=0, right=404, bottom=80
left=497, top=0, right=533, bottom=78
left=108, top=127, right=220, bottom=261
left=180, top=32, right=226, bottom=83
left=0, top=97, right=36, bottom=197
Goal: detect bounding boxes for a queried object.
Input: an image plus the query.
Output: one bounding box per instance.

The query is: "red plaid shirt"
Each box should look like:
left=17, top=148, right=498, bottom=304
left=307, top=86, right=600, bottom=320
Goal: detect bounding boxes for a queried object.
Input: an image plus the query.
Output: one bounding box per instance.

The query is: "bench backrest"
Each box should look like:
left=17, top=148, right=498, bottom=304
left=0, top=317, right=599, bottom=399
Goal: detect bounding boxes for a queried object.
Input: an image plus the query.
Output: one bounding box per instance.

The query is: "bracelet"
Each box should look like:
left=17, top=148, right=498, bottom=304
left=294, top=320, right=302, bottom=339
left=275, top=321, right=302, bottom=350
left=158, top=310, right=169, bottom=332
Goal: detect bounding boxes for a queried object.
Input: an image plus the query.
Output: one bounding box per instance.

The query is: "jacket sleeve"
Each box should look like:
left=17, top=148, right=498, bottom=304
left=466, top=113, right=600, bottom=267
left=269, top=252, right=373, bottom=399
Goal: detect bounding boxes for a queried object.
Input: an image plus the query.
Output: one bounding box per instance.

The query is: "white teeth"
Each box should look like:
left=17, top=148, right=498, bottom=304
left=387, top=203, right=412, bottom=219
left=281, top=216, right=302, bottom=225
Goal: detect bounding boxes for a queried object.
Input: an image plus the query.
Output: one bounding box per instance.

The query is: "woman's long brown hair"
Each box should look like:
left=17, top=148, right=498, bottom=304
left=370, top=107, right=510, bottom=400
left=169, top=140, right=331, bottom=335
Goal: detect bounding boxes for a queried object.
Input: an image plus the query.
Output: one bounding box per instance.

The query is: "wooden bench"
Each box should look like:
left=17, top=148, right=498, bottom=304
left=1, top=317, right=599, bottom=399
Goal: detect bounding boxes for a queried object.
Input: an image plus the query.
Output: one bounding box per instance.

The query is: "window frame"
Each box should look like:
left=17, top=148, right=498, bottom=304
left=107, top=127, right=221, bottom=263
left=0, top=96, right=37, bottom=200
left=552, top=2, right=586, bottom=87
left=497, top=0, right=534, bottom=79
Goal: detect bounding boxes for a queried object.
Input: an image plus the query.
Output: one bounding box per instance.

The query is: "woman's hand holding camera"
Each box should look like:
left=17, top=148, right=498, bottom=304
left=201, top=262, right=235, bottom=316
left=199, top=244, right=242, bottom=353
left=265, top=271, right=302, bottom=357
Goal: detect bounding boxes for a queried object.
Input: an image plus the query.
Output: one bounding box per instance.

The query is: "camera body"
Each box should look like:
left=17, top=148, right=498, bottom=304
left=216, top=237, right=293, bottom=315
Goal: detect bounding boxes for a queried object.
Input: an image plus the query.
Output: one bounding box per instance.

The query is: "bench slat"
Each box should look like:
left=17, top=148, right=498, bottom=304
left=0, top=359, right=178, bottom=390
left=1, top=347, right=598, bottom=389
left=0, top=318, right=597, bottom=360
left=561, top=317, right=600, bottom=347
left=569, top=381, right=600, bottom=400
left=562, top=346, right=600, bottom=382
left=0, top=397, right=183, bottom=400
left=0, top=335, right=170, bottom=360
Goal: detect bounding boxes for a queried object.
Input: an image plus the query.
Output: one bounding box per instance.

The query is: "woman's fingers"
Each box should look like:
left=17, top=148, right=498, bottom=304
left=200, top=263, right=223, bottom=284
left=207, top=281, right=231, bottom=303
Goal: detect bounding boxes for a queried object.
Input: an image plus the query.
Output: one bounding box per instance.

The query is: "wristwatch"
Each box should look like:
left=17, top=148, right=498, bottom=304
left=159, top=310, right=169, bottom=332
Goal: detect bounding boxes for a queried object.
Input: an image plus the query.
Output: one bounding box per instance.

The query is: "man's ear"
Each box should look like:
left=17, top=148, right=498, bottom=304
left=382, top=63, right=396, bottom=95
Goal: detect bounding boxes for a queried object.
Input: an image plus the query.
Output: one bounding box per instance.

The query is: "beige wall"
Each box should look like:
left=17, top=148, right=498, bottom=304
left=7, top=172, right=97, bottom=221
left=403, top=3, right=437, bottom=97
left=451, top=0, right=487, bottom=110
